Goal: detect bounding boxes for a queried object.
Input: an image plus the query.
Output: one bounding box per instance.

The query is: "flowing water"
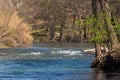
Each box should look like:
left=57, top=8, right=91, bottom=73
left=0, top=43, right=120, bottom=80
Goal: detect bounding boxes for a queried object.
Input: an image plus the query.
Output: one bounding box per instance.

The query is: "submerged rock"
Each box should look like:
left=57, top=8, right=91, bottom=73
left=0, top=53, right=7, bottom=56
left=91, top=51, right=120, bottom=71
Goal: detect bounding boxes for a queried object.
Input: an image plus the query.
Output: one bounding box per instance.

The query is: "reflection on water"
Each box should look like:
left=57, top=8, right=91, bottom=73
left=0, top=43, right=119, bottom=80
left=92, top=69, right=120, bottom=80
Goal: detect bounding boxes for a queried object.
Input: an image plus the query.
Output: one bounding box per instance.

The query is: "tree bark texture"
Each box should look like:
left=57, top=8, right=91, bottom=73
left=98, top=0, right=120, bottom=51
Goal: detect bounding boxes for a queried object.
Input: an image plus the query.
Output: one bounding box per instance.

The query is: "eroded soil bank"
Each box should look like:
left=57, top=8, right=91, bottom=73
left=91, top=51, right=120, bottom=71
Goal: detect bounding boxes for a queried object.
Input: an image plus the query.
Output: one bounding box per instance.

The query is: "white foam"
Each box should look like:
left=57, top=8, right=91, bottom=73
left=52, top=49, right=83, bottom=56
left=30, top=52, right=41, bottom=55
left=83, top=48, right=95, bottom=53
left=22, top=52, right=41, bottom=56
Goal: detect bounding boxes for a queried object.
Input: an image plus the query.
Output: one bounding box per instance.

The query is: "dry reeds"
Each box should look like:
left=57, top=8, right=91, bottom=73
left=0, top=9, right=33, bottom=47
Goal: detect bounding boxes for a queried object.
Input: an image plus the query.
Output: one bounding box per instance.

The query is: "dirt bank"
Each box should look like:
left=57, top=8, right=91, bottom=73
left=91, top=51, right=120, bottom=71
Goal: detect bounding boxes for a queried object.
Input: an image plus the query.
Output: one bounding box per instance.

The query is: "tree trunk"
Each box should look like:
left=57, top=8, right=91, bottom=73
left=95, top=43, right=102, bottom=57
left=91, top=0, right=120, bottom=70
left=49, top=15, right=55, bottom=40
left=79, top=19, right=82, bottom=40
left=72, top=14, right=76, bottom=29
left=59, top=19, right=65, bottom=42
left=98, top=0, right=120, bottom=51
left=83, top=20, right=87, bottom=39
left=92, top=0, right=102, bottom=57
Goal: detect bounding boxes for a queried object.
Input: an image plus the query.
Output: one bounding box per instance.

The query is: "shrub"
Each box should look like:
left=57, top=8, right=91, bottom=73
left=0, top=10, right=33, bottom=47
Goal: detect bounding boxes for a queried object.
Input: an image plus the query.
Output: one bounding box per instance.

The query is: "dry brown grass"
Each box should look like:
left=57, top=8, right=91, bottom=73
left=0, top=9, right=33, bottom=47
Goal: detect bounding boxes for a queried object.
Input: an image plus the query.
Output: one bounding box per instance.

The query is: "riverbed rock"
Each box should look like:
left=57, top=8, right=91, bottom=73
left=91, top=51, right=120, bottom=71
left=0, top=53, right=8, bottom=56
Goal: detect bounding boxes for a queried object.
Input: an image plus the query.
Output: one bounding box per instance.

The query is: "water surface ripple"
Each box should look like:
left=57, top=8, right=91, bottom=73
left=0, top=43, right=119, bottom=80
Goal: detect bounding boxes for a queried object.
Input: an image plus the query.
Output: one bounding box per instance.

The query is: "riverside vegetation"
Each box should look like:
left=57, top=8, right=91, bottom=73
left=0, top=0, right=120, bottom=70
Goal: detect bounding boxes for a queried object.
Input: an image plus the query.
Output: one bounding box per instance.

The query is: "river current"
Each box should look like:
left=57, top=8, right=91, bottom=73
left=0, top=43, right=119, bottom=80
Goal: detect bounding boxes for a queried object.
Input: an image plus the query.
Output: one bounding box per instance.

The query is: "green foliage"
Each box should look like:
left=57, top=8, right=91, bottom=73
left=89, top=28, right=108, bottom=43
left=85, top=12, right=120, bottom=44
left=86, top=13, right=108, bottom=43
left=114, top=18, right=120, bottom=35
left=117, top=49, right=120, bottom=52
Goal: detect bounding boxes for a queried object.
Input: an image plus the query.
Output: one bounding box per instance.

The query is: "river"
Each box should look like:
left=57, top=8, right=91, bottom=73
left=0, top=43, right=120, bottom=80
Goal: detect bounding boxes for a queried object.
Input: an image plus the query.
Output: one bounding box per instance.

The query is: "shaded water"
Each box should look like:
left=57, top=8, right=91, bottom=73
left=0, top=43, right=120, bottom=80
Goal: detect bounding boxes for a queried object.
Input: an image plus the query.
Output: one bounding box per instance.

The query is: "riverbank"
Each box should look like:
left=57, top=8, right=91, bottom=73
left=0, top=43, right=9, bottom=48
left=91, top=51, right=120, bottom=71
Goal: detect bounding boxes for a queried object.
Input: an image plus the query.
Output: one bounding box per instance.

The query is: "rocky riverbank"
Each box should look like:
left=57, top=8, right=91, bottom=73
left=91, top=51, right=120, bottom=71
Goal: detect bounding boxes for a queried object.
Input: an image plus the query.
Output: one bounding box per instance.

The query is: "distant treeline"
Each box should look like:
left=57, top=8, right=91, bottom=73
left=17, top=0, right=120, bottom=43
left=0, top=0, right=120, bottom=48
